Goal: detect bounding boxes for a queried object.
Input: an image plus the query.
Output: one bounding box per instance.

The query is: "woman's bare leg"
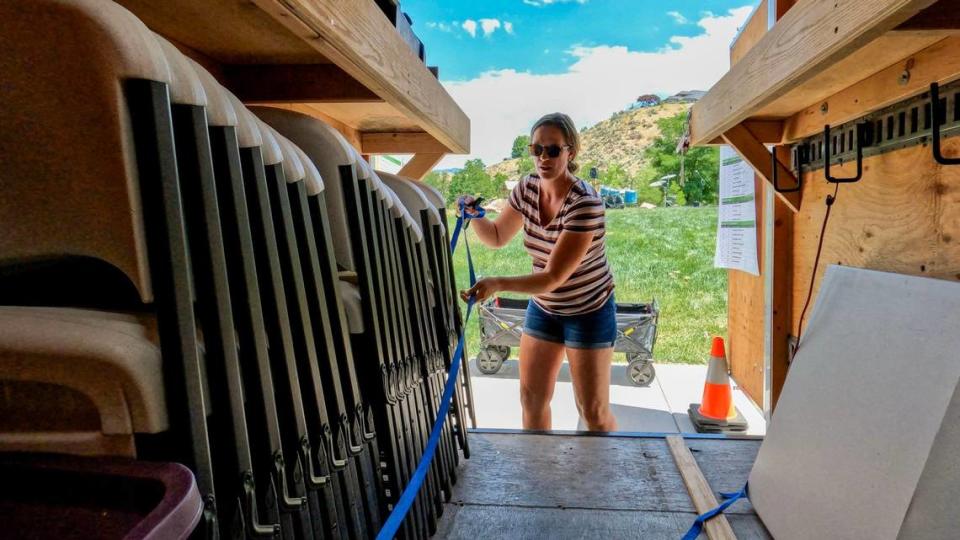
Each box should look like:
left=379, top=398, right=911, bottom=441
left=518, top=333, right=566, bottom=430
left=567, top=347, right=617, bottom=431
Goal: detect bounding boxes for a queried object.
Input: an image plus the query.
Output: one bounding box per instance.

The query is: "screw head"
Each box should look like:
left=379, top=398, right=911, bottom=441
left=899, top=70, right=911, bottom=86
left=820, top=102, right=829, bottom=114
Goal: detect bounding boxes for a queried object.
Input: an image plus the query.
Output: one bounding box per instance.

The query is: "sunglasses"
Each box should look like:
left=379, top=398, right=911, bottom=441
left=528, top=143, right=571, bottom=158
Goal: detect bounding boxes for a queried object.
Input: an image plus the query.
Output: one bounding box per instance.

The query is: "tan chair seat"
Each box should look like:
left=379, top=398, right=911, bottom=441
left=0, top=307, right=167, bottom=457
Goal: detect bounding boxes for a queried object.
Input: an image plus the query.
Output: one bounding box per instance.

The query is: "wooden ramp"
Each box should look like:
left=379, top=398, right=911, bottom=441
left=436, top=431, right=769, bottom=539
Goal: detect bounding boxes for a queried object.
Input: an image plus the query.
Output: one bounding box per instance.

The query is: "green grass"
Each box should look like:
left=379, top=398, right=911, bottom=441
left=450, top=206, right=727, bottom=364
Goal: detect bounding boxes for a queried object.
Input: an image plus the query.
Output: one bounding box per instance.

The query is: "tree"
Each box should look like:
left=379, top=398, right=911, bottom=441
left=599, top=163, right=628, bottom=189
left=517, top=154, right=535, bottom=177
left=644, top=111, right=719, bottom=205
left=511, top=134, right=530, bottom=159
left=422, top=170, right=450, bottom=201
left=446, top=159, right=500, bottom=205
left=635, top=94, right=661, bottom=108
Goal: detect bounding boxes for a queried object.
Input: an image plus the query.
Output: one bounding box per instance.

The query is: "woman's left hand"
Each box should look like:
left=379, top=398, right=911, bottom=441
left=461, top=277, right=502, bottom=303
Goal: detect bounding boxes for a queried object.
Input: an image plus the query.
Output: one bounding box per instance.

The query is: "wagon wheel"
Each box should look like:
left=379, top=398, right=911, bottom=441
left=626, top=357, right=656, bottom=387
left=476, top=346, right=508, bottom=375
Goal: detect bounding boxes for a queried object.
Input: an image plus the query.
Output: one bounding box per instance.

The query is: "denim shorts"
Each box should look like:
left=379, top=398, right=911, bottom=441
left=523, top=294, right=617, bottom=349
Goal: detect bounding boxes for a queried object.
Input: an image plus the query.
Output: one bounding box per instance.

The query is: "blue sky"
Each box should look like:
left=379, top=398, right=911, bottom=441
left=406, top=0, right=756, bottom=81
left=399, top=1, right=756, bottom=169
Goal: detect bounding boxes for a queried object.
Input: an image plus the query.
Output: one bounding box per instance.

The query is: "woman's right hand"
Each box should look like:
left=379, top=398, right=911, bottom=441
left=457, top=195, right=481, bottom=217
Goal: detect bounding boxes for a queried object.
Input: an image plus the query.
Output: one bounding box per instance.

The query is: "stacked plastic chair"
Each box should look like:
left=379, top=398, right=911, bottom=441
left=254, top=107, right=472, bottom=539
left=0, top=2, right=470, bottom=539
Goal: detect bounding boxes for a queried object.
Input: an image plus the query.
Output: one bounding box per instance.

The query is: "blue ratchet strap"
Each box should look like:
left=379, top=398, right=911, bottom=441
left=681, top=483, right=750, bottom=540
left=376, top=200, right=483, bottom=540
left=449, top=197, right=486, bottom=254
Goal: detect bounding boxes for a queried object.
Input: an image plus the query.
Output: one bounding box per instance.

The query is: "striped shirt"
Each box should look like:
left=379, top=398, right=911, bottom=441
left=509, top=174, right=614, bottom=315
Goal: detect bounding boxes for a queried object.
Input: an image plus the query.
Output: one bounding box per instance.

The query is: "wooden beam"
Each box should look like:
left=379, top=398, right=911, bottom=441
left=722, top=123, right=801, bottom=212
left=744, top=120, right=784, bottom=144
left=705, top=120, right=783, bottom=146
left=784, top=36, right=960, bottom=141
left=770, top=145, right=794, bottom=411
left=398, top=153, right=444, bottom=180
left=223, top=64, right=382, bottom=103
left=730, top=0, right=768, bottom=67
left=361, top=132, right=448, bottom=154
left=691, top=0, right=939, bottom=146
left=895, top=0, right=960, bottom=30
left=250, top=0, right=470, bottom=154
left=666, top=436, right=738, bottom=540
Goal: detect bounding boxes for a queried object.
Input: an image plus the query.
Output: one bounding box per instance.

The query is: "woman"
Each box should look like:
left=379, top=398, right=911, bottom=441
left=460, top=112, right=617, bottom=432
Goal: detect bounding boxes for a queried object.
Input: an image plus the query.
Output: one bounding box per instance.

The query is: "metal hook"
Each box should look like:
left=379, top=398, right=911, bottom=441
left=930, top=82, right=960, bottom=166
left=771, top=146, right=802, bottom=193
left=824, top=123, right=865, bottom=183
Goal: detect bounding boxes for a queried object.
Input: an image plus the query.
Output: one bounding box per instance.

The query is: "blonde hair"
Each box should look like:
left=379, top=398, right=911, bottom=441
left=530, top=112, right=580, bottom=173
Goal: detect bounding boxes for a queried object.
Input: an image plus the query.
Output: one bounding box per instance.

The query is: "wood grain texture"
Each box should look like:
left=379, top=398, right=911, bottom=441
left=753, top=31, right=949, bottom=119
left=117, top=0, right=322, bottom=63
left=691, top=0, right=939, bottom=145
left=790, top=139, right=960, bottom=336
left=730, top=1, right=768, bottom=67
left=306, top=102, right=418, bottom=132
left=771, top=161, right=794, bottom=409
left=726, top=174, right=767, bottom=408
left=224, top=64, right=381, bottom=103
left=445, top=432, right=763, bottom=513
left=398, top=153, right=445, bottom=180
left=667, top=436, right=738, bottom=540
left=784, top=36, right=960, bottom=141
left=361, top=132, right=447, bottom=154
left=251, top=0, right=470, bottom=154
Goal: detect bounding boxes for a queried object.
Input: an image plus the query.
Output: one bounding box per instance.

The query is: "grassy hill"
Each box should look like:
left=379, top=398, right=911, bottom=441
left=487, top=101, right=690, bottom=179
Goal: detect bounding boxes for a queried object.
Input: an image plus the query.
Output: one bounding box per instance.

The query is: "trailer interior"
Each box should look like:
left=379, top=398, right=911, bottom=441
left=1, top=1, right=958, bottom=539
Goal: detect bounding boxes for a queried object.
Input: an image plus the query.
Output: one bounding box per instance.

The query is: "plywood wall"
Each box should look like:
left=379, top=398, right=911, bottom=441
left=791, top=138, right=960, bottom=336
left=727, top=175, right=766, bottom=407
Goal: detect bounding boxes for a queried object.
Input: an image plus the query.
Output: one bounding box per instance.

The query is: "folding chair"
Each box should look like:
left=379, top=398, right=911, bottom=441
left=378, top=173, right=465, bottom=476
left=266, top=128, right=370, bottom=539
left=407, top=182, right=477, bottom=439
left=0, top=2, right=217, bottom=535
left=367, top=175, right=442, bottom=533
left=256, top=107, right=384, bottom=534
left=154, top=35, right=280, bottom=538
left=377, top=183, right=457, bottom=503
left=249, top=108, right=425, bottom=540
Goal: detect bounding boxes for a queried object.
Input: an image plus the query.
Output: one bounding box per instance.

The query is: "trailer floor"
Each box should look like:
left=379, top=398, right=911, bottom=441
left=436, top=431, right=769, bottom=539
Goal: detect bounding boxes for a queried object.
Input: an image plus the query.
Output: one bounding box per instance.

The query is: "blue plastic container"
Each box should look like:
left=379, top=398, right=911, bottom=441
left=624, top=189, right=638, bottom=204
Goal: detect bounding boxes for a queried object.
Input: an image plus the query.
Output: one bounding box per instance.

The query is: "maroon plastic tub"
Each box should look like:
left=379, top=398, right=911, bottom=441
left=0, top=454, right=203, bottom=539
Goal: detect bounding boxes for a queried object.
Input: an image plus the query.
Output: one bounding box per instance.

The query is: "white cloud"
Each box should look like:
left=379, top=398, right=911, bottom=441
left=667, top=11, right=688, bottom=24
left=437, top=6, right=754, bottom=170
left=504, top=21, right=514, bottom=34
left=479, top=18, right=502, bottom=37
left=462, top=19, right=478, bottom=38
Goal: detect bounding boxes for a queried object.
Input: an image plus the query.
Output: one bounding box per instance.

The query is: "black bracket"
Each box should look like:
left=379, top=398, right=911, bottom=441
left=824, top=123, right=865, bottom=183
left=930, top=82, right=960, bottom=165
left=771, top=145, right=802, bottom=193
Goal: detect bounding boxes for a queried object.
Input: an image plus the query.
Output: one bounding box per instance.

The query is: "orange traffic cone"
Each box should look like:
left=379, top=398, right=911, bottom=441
left=688, top=337, right=747, bottom=433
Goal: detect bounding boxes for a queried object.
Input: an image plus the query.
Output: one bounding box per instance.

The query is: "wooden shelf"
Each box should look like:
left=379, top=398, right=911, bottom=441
left=690, top=0, right=950, bottom=147
left=117, top=0, right=470, bottom=160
